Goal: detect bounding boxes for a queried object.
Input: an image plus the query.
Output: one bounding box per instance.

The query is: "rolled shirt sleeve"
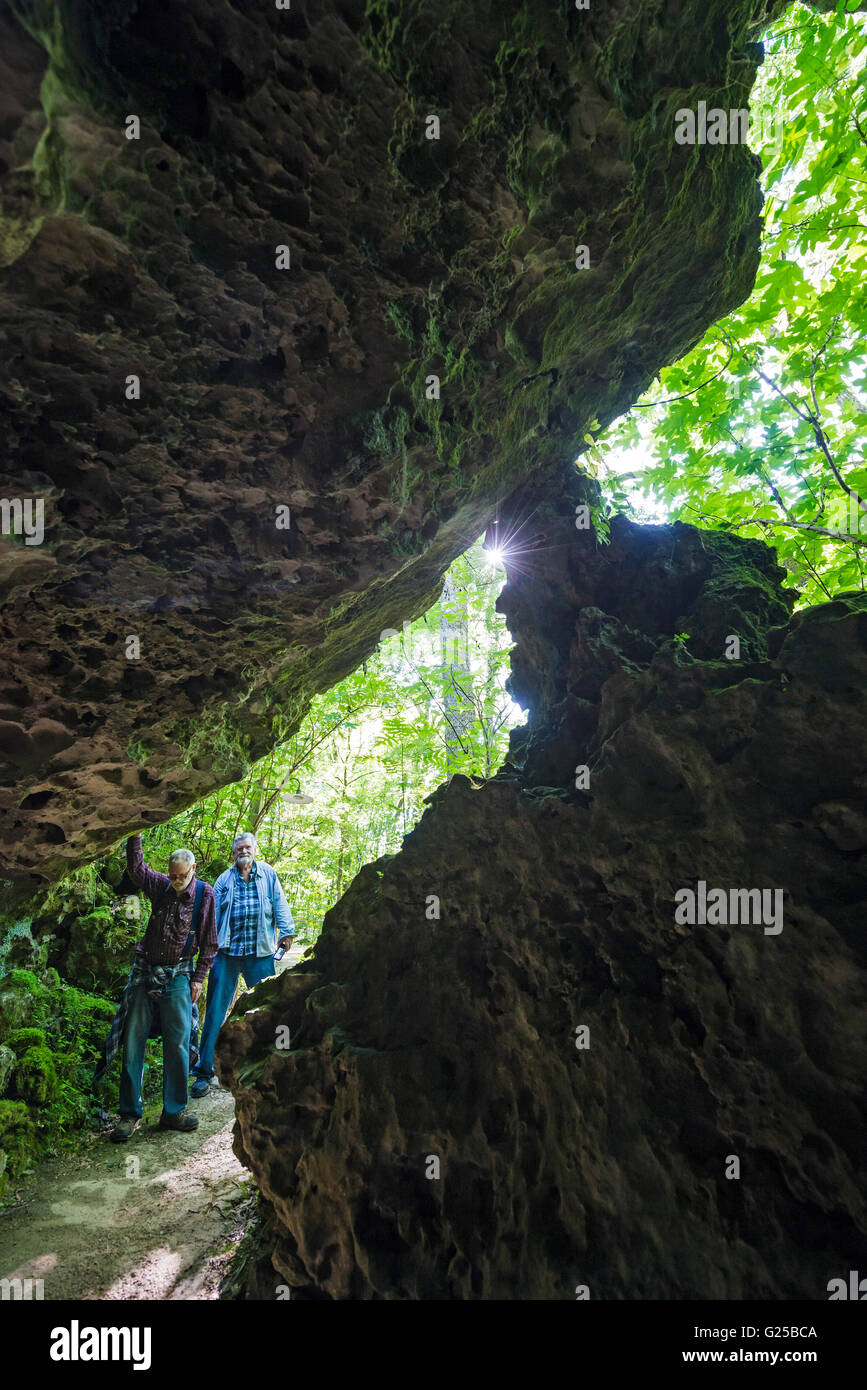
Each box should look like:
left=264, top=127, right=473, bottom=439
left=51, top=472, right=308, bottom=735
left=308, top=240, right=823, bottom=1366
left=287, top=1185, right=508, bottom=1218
left=126, top=833, right=170, bottom=901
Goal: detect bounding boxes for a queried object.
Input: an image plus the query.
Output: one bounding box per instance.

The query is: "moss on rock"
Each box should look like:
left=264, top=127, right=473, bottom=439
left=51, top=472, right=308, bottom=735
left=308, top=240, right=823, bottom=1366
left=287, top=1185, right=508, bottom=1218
left=0, top=970, right=38, bottom=1040
left=0, top=1045, right=14, bottom=1095
left=61, top=907, right=141, bottom=996
left=0, top=1100, right=37, bottom=1200
left=7, top=1027, right=47, bottom=1056
left=0, top=959, right=134, bottom=1196
left=13, top=1044, right=58, bottom=1106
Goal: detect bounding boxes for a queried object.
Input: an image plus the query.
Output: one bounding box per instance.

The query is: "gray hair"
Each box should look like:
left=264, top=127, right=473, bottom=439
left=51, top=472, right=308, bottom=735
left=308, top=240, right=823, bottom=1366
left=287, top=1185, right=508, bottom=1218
left=232, top=832, right=257, bottom=851
left=169, top=849, right=195, bottom=867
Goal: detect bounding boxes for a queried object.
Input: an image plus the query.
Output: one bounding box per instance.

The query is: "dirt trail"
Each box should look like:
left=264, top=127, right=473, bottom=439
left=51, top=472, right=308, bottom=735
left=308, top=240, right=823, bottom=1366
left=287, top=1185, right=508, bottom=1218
left=0, top=1087, right=252, bottom=1300
left=0, top=950, right=304, bottom=1300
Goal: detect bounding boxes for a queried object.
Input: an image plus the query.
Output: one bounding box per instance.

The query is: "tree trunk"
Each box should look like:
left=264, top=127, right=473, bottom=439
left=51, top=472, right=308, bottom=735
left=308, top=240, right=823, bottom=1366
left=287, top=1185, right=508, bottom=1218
left=439, top=570, right=475, bottom=775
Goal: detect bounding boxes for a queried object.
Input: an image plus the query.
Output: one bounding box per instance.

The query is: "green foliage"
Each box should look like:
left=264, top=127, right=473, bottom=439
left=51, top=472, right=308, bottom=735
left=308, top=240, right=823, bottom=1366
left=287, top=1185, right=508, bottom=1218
left=385, top=299, right=414, bottom=341
left=126, top=737, right=153, bottom=764
left=0, top=1099, right=36, bottom=1198
left=54, top=983, right=116, bottom=1038
left=128, top=539, right=523, bottom=944
left=7, top=1028, right=47, bottom=1056
left=7, top=968, right=39, bottom=992
left=0, top=963, right=147, bottom=1194
left=599, top=3, right=867, bottom=609
left=81, top=905, right=112, bottom=925
left=14, top=1045, right=58, bottom=1106
left=63, top=904, right=143, bottom=996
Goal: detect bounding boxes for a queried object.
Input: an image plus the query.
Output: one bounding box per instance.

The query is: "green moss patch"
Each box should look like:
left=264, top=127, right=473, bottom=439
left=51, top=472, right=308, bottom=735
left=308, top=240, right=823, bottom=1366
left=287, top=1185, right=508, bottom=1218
left=0, top=956, right=166, bottom=1200
left=14, top=1045, right=58, bottom=1106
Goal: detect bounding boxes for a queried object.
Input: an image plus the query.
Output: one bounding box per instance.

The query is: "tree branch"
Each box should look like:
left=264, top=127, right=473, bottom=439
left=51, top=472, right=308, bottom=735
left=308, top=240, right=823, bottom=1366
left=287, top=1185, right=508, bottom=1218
left=631, top=338, right=735, bottom=408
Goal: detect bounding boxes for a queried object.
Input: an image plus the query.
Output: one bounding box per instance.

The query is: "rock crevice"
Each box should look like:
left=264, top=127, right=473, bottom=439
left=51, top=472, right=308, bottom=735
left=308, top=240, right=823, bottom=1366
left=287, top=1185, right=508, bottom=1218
left=218, top=474, right=867, bottom=1299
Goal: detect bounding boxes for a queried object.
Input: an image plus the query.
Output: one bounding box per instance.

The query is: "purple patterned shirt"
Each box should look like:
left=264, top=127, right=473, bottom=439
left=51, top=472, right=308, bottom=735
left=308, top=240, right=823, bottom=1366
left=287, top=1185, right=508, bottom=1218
left=126, top=835, right=217, bottom=986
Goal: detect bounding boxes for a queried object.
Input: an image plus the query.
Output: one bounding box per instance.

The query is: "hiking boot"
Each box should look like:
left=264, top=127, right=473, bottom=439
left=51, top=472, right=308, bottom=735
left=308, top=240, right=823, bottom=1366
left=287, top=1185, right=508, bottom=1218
left=110, top=1117, right=140, bottom=1143
left=158, top=1109, right=199, bottom=1132
left=190, top=1078, right=210, bottom=1098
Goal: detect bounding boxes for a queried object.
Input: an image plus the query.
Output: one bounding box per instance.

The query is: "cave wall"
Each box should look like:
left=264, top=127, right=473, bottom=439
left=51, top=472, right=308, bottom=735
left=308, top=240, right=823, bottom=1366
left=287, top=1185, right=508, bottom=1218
left=0, top=0, right=782, bottom=896
left=2, top=0, right=861, bottom=1299
left=217, top=473, right=867, bottom=1299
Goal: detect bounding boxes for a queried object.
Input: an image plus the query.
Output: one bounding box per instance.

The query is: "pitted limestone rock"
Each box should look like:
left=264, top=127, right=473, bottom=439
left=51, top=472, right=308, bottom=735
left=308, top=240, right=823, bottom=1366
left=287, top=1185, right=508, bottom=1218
left=1, top=0, right=782, bottom=891
left=217, top=479, right=867, bottom=1299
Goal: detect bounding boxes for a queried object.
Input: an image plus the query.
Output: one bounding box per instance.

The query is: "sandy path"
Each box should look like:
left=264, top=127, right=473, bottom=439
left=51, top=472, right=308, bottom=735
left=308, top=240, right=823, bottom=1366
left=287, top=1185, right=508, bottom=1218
left=0, top=948, right=304, bottom=1301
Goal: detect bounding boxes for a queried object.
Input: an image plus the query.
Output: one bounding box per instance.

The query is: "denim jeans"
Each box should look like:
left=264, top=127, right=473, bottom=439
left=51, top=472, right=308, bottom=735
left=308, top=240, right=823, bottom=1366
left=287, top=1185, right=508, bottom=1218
left=193, top=951, right=276, bottom=1080
left=119, top=972, right=192, bottom=1119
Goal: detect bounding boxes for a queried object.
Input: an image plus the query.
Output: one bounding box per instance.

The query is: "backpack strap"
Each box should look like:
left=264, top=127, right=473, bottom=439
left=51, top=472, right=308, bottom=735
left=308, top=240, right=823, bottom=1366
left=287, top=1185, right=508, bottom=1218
left=180, top=879, right=205, bottom=959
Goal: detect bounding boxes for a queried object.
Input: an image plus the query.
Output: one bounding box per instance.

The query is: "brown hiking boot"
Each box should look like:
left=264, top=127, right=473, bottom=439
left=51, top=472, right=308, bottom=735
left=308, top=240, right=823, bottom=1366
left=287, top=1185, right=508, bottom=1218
left=110, top=1117, right=141, bottom=1143
left=158, top=1109, right=199, bottom=1132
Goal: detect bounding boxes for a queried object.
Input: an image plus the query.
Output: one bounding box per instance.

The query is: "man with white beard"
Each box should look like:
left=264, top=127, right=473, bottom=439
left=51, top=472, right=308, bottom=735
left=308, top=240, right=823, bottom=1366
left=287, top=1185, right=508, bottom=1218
left=191, top=831, right=294, bottom=1096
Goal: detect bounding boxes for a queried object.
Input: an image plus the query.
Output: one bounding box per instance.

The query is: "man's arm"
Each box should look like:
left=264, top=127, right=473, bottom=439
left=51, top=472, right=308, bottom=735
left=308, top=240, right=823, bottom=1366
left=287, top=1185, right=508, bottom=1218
left=126, top=833, right=169, bottom=901
left=271, top=872, right=294, bottom=944
left=192, top=886, right=218, bottom=988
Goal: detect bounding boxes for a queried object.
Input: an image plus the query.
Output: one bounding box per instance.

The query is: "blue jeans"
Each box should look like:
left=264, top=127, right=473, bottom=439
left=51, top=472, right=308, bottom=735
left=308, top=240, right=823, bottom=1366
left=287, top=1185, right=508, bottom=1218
left=194, top=951, right=276, bottom=1080
left=119, top=973, right=191, bottom=1119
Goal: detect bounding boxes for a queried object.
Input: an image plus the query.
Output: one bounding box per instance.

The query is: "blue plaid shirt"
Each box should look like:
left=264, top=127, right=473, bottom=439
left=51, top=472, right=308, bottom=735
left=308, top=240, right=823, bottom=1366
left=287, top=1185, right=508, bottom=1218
left=228, top=862, right=260, bottom=956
